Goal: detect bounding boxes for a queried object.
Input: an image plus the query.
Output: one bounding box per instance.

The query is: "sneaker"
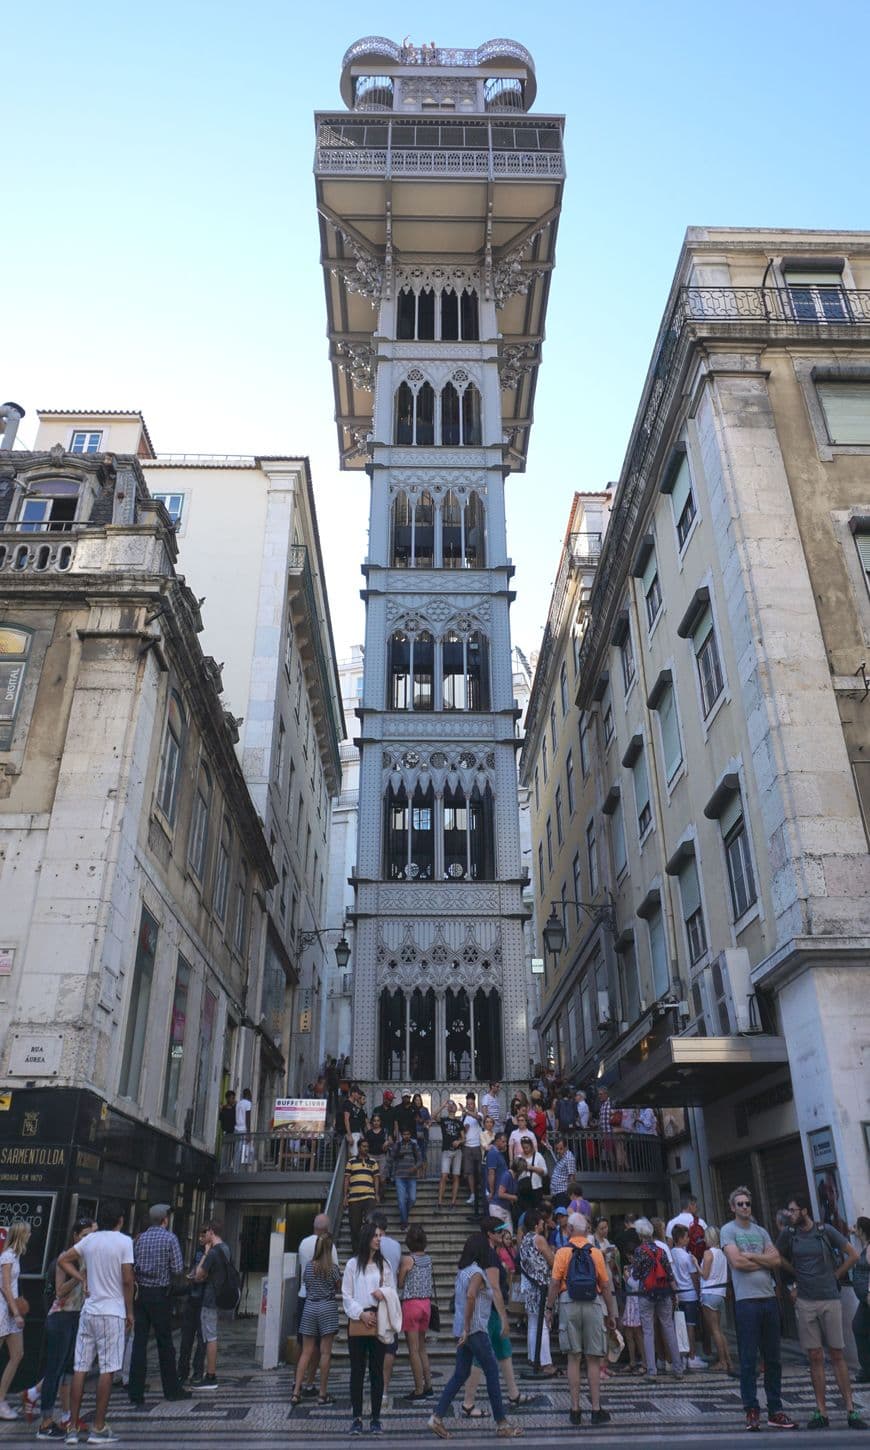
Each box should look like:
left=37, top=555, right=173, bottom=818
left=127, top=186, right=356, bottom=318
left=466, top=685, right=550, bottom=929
left=87, top=1429, right=120, bottom=1445
left=590, top=1409, right=611, bottom=1425
left=190, top=1375, right=204, bottom=1387
left=350, top=1420, right=364, bottom=1436
left=767, top=1411, right=797, bottom=1430
left=428, top=1416, right=451, bottom=1441
left=848, top=1410, right=869, bottom=1430
left=466, top=1195, right=475, bottom=1205
left=745, top=1408, right=761, bottom=1432
left=0, top=1402, right=18, bottom=1420
left=807, top=1411, right=830, bottom=1429
left=370, top=1422, right=383, bottom=1436
left=687, top=1357, right=707, bottom=1370
left=65, top=1433, right=80, bottom=1447
left=198, top=1375, right=218, bottom=1391
left=36, top=1428, right=68, bottom=1442
left=22, top=1390, right=38, bottom=1422
left=380, top=1394, right=390, bottom=1411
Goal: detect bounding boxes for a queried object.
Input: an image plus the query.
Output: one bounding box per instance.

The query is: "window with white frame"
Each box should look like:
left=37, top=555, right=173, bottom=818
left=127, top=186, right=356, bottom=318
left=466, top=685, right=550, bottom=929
left=855, top=527, right=870, bottom=594
left=620, top=628, right=636, bottom=692
left=817, top=380, right=870, bottom=444
left=560, top=661, right=569, bottom=717
left=693, top=607, right=725, bottom=717
left=572, top=852, right=582, bottom=926
left=156, top=690, right=186, bottom=824
left=17, top=479, right=80, bottom=532
left=151, top=492, right=185, bottom=527
left=70, top=429, right=102, bottom=454
left=566, top=750, right=575, bottom=814
left=639, top=544, right=662, bottom=630
left=555, top=785, right=564, bottom=845
left=719, top=792, right=757, bottom=920
left=678, top=855, right=707, bottom=964
left=579, top=712, right=590, bottom=777
left=784, top=266, right=848, bottom=324
left=586, top=818, right=598, bottom=894
left=233, top=863, right=248, bottom=953
left=667, top=454, right=697, bottom=550
left=631, top=746, right=652, bottom=839
left=647, top=904, right=669, bottom=998
left=651, top=676, right=682, bottom=783
left=188, top=762, right=212, bottom=879
left=602, top=688, right=614, bottom=746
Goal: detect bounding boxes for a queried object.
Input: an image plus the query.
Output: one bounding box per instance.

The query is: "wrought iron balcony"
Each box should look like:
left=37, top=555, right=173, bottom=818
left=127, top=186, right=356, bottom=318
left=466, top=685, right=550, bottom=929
left=217, top=1129, right=339, bottom=1179
left=558, top=1128, right=666, bottom=1186
left=315, top=116, right=563, bottom=180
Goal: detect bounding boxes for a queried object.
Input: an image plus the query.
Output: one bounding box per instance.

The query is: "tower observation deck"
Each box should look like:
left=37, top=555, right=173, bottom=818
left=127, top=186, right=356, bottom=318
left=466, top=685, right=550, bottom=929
left=315, top=36, right=564, bottom=1092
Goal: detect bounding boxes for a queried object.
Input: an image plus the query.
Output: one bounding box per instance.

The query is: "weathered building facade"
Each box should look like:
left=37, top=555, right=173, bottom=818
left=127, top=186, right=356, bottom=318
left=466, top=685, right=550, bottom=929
left=315, top=36, right=564, bottom=1091
left=527, top=228, right=870, bottom=1228
left=0, top=429, right=275, bottom=1289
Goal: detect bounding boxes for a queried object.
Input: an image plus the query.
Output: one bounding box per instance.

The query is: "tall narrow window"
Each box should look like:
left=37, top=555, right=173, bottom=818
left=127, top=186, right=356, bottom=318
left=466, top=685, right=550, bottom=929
left=586, top=819, right=598, bottom=894
left=0, top=625, right=32, bottom=750
left=651, top=676, right=682, bottom=783
left=473, top=988, right=502, bottom=1080
left=379, top=988, right=407, bottom=1081
left=678, top=856, right=707, bottom=964
left=444, top=783, right=494, bottom=880
left=555, top=785, right=564, bottom=845
left=446, top=987, right=472, bottom=1081
left=188, top=763, right=212, bottom=879
left=579, top=712, right=590, bottom=777
left=388, top=630, right=434, bottom=711
left=442, top=488, right=462, bottom=563
left=720, top=793, right=757, bottom=920
left=550, top=702, right=558, bottom=751
left=233, top=863, right=248, bottom=953
left=395, top=382, right=414, bottom=443
left=442, top=630, right=489, bottom=711
left=464, top=490, right=485, bottom=567
left=621, top=629, right=636, bottom=691
left=641, top=547, right=662, bottom=629
left=442, top=383, right=461, bottom=446
left=213, top=817, right=231, bottom=921
left=546, top=816, right=554, bottom=873
left=156, top=691, right=185, bottom=825
left=566, top=751, right=575, bottom=814
left=560, top=662, right=569, bottom=717
left=441, top=288, right=459, bottom=340
left=397, top=289, right=416, bottom=339
left=119, top=906, right=158, bottom=1100
left=414, top=491, right=434, bottom=566
left=610, top=795, right=627, bottom=877
left=667, top=454, right=697, bottom=550
left=784, top=267, right=848, bottom=324
left=384, top=783, right=435, bottom=880
left=572, top=852, right=582, bottom=926
left=162, top=954, right=191, bottom=1122
left=416, top=382, right=435, bottom=445
left=460, top=288, right=479, bottom=340
left=275, top=718, right=285, bottom=784
left=417, top=287, right=435, bottom=339
left=632, top=747, right=652, bottom=839
left=537, top=842, right=545, bottom=896
left=693, top=608, right=724, bottom=717
left=542, top=737, right=548, bottom=783
left=192, top=988, right=217, bottom=1140
left=616, top=940, right=640, bottom=1025
left=648, top=905, right=669, bottom=998
left=461, top=384, right=482, bottom=445
left=534, top=768, right=540, bottom=812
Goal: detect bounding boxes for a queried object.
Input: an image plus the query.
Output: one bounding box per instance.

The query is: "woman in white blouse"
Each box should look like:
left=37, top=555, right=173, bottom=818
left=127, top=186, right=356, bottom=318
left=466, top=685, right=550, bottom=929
left=341, top=1219, right=395, bottom=1437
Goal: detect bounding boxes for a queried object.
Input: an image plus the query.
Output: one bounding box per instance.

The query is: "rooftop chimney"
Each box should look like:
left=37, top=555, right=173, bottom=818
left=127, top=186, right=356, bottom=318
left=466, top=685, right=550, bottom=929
left=0, top=402, right=25, bottom=451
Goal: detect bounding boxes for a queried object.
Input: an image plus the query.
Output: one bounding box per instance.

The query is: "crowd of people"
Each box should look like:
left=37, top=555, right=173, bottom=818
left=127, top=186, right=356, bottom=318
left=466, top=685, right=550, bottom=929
left=0, top=1201, right=240, bottom=1441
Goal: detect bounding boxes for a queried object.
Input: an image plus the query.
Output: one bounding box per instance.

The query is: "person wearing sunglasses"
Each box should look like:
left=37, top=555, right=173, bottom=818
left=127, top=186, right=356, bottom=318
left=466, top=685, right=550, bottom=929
left=720, top=1187, right=796, bottom=1433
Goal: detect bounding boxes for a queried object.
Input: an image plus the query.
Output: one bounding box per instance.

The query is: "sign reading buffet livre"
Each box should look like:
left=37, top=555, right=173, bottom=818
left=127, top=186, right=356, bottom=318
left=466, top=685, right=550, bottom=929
left=272, top=1098, right=327, bottom=1133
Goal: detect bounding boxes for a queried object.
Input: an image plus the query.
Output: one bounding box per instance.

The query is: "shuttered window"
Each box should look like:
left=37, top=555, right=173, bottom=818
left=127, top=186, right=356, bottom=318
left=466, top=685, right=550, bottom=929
left=817, top=382, right=870, bottom=443
left=678, top=856, right=707, bottom=964
left=855, top=529, right=870, bottom=587
left=648, top=907, right=669, bottom=998
left=632, top=748, right=651, bottom=837
left=611, top=796, right=627, bottom=877
left=692, top=606, right=725, bottom=716
left=657, top=682, right=683, bottom=781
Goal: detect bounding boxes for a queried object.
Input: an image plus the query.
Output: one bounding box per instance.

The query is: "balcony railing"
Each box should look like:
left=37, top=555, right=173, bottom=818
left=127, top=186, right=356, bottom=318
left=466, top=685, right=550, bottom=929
left=217, top=1130, right=340, bottom=1178
left=559, top=1129, right=666, bottom=1180
left=316, top=117, right=563, bottom=180
left=578, top=283, right=870, bottom=689
left=0, top=531, right=77, bottom=574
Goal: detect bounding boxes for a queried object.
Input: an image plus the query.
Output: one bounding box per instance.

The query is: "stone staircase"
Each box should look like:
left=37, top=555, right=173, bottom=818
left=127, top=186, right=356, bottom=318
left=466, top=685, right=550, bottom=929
left=330, top=1169, right=530, bottom=1371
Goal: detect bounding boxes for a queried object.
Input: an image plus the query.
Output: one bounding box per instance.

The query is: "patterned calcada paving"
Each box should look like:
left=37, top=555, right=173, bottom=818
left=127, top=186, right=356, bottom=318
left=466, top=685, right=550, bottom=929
left=25, top=1363, right=862, bottom=1447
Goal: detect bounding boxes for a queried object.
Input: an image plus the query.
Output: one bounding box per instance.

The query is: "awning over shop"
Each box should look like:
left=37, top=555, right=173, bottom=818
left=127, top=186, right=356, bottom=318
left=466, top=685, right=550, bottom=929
left=612, top=1033, right=789, bottom=1107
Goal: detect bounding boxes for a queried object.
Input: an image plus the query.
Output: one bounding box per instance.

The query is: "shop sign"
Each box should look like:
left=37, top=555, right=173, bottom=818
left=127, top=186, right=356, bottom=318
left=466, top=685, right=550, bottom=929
left=0, top=1142, right=69, bottom=1187
left=0, top=1190, right=57, bottom=1277
left=8, top=1033, right=63, bottom=1077
left=807, top=1126, right=836, bottom=1169
left=272, top=1098, right=327, bottom=1133
left=0, top=948, right=14, bottom=976
left=531, top=958, right=545, bottom=975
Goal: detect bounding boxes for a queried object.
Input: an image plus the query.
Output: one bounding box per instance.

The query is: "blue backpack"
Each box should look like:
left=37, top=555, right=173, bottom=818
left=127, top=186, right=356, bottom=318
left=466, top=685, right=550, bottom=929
left=566, top=1243, right=598, bottom=1302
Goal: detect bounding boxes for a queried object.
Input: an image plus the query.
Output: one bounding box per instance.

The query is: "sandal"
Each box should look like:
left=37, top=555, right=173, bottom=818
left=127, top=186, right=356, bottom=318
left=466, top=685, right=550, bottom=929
left=496, top=1426, right=523, bottom=1438
left=429, top=1416, right=452, bottom=1440
left=290, top=1393, right=302, bottom=1407
left=507, top=1393, right=529, bottom=1407
left=317, top=1394, right=334, bottom=1405
left=461, top=1405, right=489, bottom=1418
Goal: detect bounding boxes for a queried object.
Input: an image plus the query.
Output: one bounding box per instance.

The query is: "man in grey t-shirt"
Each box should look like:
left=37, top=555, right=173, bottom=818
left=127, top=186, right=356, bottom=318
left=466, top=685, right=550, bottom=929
left=720, top=1184, right=795, bottom=1433
left=777, top=1192, right=864, bottom=1430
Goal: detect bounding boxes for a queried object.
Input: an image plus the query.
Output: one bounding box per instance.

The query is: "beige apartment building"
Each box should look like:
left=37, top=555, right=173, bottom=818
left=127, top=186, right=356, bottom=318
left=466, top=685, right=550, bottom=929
left=32, top=412, right=345, bottom=1103
left=523, top=228, right=870, bottom=1229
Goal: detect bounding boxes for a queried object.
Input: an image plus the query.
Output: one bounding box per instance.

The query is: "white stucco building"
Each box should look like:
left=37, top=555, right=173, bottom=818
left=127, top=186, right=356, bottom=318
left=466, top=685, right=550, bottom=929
left=314, top=37, right=564, bottom=1093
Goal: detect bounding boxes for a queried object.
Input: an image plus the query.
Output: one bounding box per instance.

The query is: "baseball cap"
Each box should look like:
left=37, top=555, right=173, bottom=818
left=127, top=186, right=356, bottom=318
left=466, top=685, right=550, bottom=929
left=554, top=1206, right=568, bottom=1217
left=383, top=1090, right=394, bottom=1101
left=402, top=1090, right=412, bottom=1099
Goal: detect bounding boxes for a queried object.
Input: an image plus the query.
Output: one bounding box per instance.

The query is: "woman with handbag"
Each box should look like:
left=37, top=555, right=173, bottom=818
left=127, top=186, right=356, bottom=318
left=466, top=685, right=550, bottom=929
left=513, top=1136, right=547, bottom=1220
left=341, top=1219, right=394, bottom=1436
left=398, top=1224, right=434, bottom=1401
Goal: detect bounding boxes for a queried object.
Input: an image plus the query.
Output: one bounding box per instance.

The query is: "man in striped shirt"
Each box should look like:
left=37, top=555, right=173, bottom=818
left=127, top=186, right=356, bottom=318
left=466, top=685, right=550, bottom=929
left=343, top=1137, right=379, bottom=1250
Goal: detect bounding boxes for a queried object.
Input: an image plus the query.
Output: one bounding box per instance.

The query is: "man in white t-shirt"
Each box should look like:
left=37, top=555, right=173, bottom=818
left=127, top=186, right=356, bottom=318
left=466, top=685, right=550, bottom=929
left=234, top=1086, right=253, bottom=1168
left=461, top=1093, right=483, bottom=1212
left=60, top=1199, right=134, bottom=1443
left=666, top=1194, right=707, bottom=1243
left=295, top=1212, right=339, bottom=1398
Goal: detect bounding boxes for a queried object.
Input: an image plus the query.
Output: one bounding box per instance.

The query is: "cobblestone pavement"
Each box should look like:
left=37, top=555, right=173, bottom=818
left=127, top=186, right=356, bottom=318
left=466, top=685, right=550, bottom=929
left=5, top=1353, right=866, bottom=1449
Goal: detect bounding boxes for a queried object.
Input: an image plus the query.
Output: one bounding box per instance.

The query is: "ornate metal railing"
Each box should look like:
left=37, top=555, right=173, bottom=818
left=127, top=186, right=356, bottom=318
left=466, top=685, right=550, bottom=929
left=341, top=36, right=536, bottom=75
left=287, top=544, right=343, bottom=778
left=577, top=284, right=870, bottom=694
left=217, top=1130, right=340, bottom=1177
left=316, top=145, right=563, bottom=179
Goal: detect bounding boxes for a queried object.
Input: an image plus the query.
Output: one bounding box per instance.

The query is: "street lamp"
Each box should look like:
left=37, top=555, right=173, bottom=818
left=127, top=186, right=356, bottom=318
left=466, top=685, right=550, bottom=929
left=542, top=899, right=617, bottom=963
left=299, top=923, right=353, bottom=971
left=333, top=934, right=351, bottom=971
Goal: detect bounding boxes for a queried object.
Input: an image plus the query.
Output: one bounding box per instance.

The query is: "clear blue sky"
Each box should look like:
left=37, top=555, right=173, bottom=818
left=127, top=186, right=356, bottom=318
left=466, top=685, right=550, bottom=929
left=7, top=0, right=870, bottom=659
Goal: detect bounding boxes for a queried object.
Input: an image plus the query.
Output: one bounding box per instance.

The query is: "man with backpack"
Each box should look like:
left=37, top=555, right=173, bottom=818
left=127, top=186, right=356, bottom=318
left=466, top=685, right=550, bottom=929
left=776, top=1192, right=864, bottom=1431
left=193, top=1220, right=240, bottom=1390
left=666, top=1194, right=707, bottom=1248
left=630, top=1217, right=683, bottom=1378
left=545, top=1211, right=616, bottom=1427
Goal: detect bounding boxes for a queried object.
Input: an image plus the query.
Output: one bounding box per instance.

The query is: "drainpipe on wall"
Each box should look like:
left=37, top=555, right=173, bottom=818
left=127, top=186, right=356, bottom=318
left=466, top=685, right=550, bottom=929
left=0, top=402, right=25, bottom=450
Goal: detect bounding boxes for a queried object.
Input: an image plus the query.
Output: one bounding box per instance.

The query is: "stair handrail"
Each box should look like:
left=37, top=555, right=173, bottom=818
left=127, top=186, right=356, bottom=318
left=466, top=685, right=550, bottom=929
left=323, top=1134, right=348, bottom=1235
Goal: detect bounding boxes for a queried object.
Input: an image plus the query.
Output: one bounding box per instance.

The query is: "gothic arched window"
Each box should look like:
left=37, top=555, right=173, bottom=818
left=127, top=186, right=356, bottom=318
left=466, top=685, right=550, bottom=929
left=391, top=491, right=434, bottom=568
left=379, top=988, right=407, bottom=1080
left=474, top=988, right=503, bottom=1080
left=443, top=782, right=494, bottom=880
left=415, top=382, right=435, bottom=445
left=441, top=383, right=461, bottom=446
left=409, top=987, right=436, bottom=1080
left=446, top=988, right=472, bottom=1081
left=387, top=630, right=433, bottom=711
left=460, top=288, right=480, bottom=341
left=462, top=383, right=482, bottom=445
left=395, top=382, right=414, bottom=444
left=442, top=630, right=490, bottom=711
left=384, top=782, right=435, bottom=879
